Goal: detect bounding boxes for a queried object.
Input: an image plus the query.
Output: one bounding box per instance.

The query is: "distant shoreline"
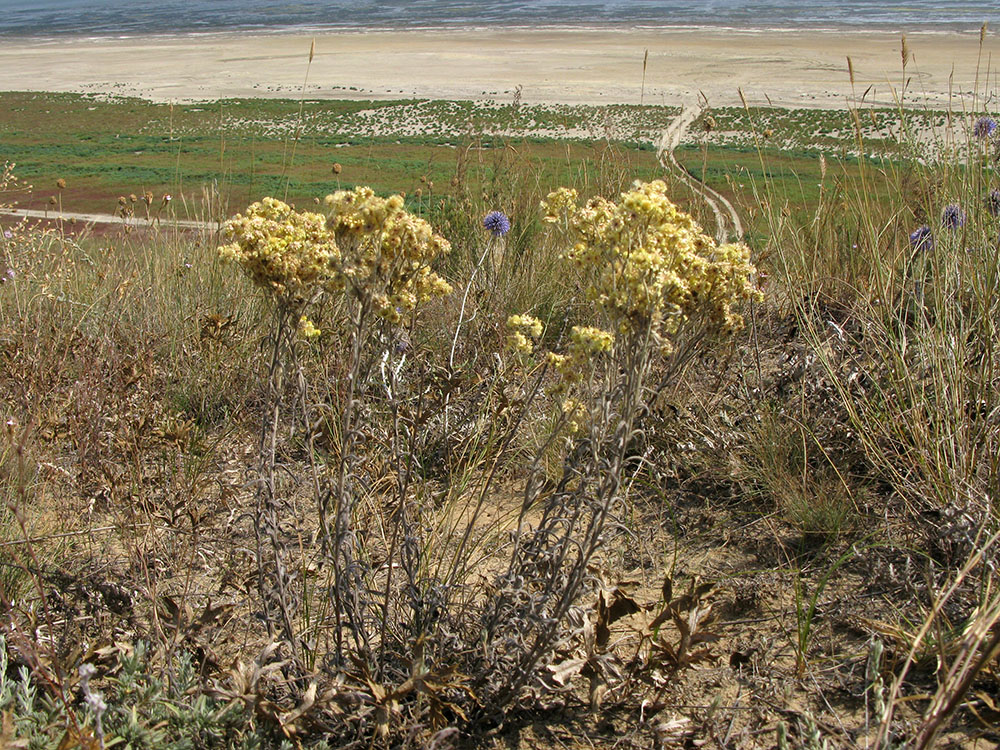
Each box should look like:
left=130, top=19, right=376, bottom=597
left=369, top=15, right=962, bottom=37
left=0, top=27, right=996, bottom=109
left=0, top=24, right=992, bottom=43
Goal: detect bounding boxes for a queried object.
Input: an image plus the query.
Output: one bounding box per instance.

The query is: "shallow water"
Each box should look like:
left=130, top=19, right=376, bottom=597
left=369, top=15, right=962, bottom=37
left=0, top=0, right=996, bottom=37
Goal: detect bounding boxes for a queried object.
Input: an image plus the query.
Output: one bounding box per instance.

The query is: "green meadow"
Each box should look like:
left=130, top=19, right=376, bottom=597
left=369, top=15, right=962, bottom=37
left=0, top=92, right=669, bottom=216
left=0, top=92, right=925, bottom=228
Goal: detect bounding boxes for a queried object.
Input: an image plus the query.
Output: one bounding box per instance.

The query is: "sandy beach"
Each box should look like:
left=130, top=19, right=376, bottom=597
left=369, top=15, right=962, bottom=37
left=0, top=27, right=996, bottom=109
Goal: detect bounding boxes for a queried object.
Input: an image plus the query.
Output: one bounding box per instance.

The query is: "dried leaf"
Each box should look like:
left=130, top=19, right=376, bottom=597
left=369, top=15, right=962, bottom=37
left=428, top=727, right=460, bottom=750
left=648, top=605, right=672, bottom=632
left=589, top=671, right=608, bottom=711
left=0, top=711, right=26, bottom=749
left=540, top=657, right=586, bottom=689
left=653, top=716, right=694, bottom=746
left=661, top=576, right=673, bottom=604
left=278, top=681, right=316, bottom=734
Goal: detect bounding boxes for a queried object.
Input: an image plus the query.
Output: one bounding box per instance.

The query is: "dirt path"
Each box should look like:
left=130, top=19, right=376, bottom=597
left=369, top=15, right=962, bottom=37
left=0, top=208, right=222, bottom=231
left=657, top=106, right=744, bottom=243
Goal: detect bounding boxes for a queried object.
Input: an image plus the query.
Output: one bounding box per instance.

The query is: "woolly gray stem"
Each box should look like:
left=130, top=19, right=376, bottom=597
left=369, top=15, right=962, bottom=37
left=449, top=235, right=496, bottom=371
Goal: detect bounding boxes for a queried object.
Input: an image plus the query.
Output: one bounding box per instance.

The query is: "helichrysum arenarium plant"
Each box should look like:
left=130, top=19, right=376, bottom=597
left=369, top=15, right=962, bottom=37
left=221, top=188, right=454, bottom=678
left=541, top=179, right=756, bottom=352
left=219, top=179, right=757, bottom=739
left=323, top=186, right=452, bottom=321
left=476, top=179, right=758, bottom=714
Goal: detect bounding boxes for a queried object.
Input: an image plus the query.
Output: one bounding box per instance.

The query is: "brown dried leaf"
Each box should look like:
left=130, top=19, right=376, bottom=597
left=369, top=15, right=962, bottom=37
left=589, top=671, right=608, bottom=712
left=540, top=657, right=587, bottom=689
left=278, top=681, right=317, bottom=735
left=0, top=711, right=26, bottom=749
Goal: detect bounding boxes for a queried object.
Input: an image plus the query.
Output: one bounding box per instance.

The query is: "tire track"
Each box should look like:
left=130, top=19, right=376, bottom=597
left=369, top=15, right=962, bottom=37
left=656, top=105, right=744, bottom=243
left=0, top=207, right=221, bottom=231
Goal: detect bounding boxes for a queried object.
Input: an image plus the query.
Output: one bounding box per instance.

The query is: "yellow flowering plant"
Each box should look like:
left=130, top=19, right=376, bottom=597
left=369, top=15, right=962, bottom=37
left=220, top=188, right=455, bottom=673
left=528, top=179, right=759, bottom=415
left=542, top=179, right=757, bottom=346
left=218, top=179, right=758, bottom=729
left=297, top=315, right=321, bottom=339
left=506, top=313, right=543, bottom=354
left=481, top=182, right=761, bottom=710
left=220, top=197, right=338, bottom=308
left=324, top=186, right=452, bottom=323
left=221, top=189, right=453, bottom=321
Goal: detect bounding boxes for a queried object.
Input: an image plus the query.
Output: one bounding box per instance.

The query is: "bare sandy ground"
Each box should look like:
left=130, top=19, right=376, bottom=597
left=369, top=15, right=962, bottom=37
left=0, top=28, right=996, bottom=109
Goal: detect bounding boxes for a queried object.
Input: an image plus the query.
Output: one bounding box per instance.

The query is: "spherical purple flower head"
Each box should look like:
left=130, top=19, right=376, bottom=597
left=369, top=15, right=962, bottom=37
left=909, top=225, right=934, bottom=253
left=483, top=210, right=511, bottom=237
left=942, top=203, right=966, bottom=230
left=975, top=116, right=998, bottom=139
left=986, top=189, right=1000, bottom=217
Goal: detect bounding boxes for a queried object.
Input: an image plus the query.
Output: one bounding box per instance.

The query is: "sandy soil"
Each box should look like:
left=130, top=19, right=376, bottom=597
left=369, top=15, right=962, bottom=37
left=0, top=27, right=996, bottom=109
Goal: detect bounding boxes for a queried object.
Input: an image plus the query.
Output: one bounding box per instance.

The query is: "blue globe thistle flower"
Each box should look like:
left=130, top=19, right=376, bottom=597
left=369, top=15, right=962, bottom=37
left=483, top=210, right=511, bottom=237
left=987, top=189, right=1000, bottom=217
left=942, top=204, right=966, bottom=230
left=909, top=225, right=934, bottom=253
left=974, top=116, right=997, bottom=139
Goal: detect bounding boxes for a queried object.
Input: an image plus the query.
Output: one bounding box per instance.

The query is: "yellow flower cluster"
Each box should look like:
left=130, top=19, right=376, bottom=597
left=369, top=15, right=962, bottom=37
left=568, top=325, right=613, bottom=357
left=506, top=314, right=543, bottom=354
left=560, top=398, right=589, bottom=435
left=298, top=315, right=321, bottom=339
left=220, top=197, right=338, bottom=305
left=542, top=180, right=758, bottom=340
left=324, top=187, right=452, bottom=322
left=541, top=326, right=613, bottom=392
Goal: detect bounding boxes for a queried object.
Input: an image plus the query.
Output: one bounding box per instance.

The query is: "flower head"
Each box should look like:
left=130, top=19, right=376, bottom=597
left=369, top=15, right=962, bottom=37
left=220, top=197, right=338, bottom=305
left=974, top=116, right=997, bottom=139
left=483, top=210, right=511, bottom=237
left=297, top=315, right=321, bottom=339
left=542, top=179, right=758, bottom=337
left=909, top=225, right=934, bottom=252
left=506, top=314, right=543, bottom=353
left=942, top=204, right=966, bottom=230
left=323, top=186, right=452, bottom=322
left=986, top=189, right=1000, bottom=217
